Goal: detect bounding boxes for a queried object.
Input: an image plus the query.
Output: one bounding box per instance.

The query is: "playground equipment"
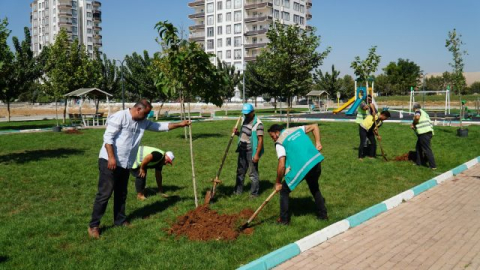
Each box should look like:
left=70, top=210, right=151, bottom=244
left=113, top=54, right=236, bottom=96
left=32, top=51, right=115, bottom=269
left=408, top=86, right=451, bottom=114
left=333, top=78, right=376, bottom=115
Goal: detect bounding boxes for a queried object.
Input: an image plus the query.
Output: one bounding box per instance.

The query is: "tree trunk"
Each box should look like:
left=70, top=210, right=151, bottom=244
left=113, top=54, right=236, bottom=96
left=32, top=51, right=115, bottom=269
left=63, top=99, right=67, bottom=124
left=273, top=97, right=277, bottom=114
left=55, top=96, right=59, bottom=126
left=7, top=101, right=10, bottom=122
left=156, top=102, right=164, bottom=121
left=254, top=96, right=257, bottom=107
left=287, top=97, right=291, bottom=128
left=187, top=101, right=199, bottom=207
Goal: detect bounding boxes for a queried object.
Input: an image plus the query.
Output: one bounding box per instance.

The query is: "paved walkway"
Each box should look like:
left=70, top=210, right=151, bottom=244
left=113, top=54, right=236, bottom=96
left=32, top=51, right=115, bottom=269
left=276, top=164, right=480, bottom=270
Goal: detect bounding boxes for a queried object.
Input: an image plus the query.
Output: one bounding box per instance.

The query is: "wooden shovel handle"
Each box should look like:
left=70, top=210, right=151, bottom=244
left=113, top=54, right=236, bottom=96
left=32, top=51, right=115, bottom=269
left=246, top=189, right=279, bottom=225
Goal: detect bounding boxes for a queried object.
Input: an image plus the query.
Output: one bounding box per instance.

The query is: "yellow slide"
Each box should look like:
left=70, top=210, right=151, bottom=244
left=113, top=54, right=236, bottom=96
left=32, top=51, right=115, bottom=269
left=333, top=96, right=355, bottom=114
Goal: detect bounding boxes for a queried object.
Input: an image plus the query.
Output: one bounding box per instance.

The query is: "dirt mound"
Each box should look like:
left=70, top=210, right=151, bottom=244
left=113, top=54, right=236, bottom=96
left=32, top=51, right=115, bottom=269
left=393, top=151, right=416, bottom=161
left=167, top=206, right=255, bottom=241
left=64, top=129, right=83, bottom=135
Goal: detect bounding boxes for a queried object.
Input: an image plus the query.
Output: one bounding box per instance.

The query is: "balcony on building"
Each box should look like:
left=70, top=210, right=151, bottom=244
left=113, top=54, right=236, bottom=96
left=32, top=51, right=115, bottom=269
left=244, top=1, right=273, bottom=10
left=306, top=12, right=312, bottom=20
left=58, top=3, right=73, bottom=10
left=94, top=33, right=102, bottom=40
left=244, top=42, right=267, bottom=49
left=188, top=12, right=205, bottom=19
left=189, top=32, right=206, bottom=42
left=244, top=28, right=268, bottom=36
left=189, top=24, right=205, bottom=31
left=244, top=15, right=273, bottom=23
left=58, top=11, right=73, bottom=17
left=188, top=0, right=205, bottom=7
left=94, top=41, right=103, bottom=46
left=58, top=20, right=73, bottom=26
left=93, top=10, right=102, bottom=21
left=94, top=25, right=102, bottom=31
left=245, top=56, right=257, bottom=62
left=92, top=1, right=102, bottom=8
left=306, top=0, right=312, bottom=8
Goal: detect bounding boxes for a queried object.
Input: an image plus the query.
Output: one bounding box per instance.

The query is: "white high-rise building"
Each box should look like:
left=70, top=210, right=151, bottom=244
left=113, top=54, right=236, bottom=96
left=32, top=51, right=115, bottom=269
left=30, top=0, right=102, bottom=58
left=188, top=0, right=312, bottom=72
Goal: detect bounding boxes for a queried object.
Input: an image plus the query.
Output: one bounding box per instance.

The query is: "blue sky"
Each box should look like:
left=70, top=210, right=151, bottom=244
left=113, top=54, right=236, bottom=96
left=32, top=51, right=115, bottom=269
left=1, top=0, right=479, bottom=76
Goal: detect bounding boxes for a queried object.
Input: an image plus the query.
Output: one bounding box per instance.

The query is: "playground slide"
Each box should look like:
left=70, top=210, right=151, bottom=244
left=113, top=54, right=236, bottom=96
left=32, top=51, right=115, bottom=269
left=333, top=97, right=355, bottom=114
left=345, top=97, right=364, bottom=116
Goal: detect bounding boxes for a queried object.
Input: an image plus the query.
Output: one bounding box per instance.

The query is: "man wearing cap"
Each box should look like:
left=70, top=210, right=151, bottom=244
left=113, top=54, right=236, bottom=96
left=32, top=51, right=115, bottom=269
left=233, top=103, right=264, bottom=197
left=267, top=123, right=327, bottom=225
left=411, top=103, right=436, bottom=169
left=88, top=99, right=190, bottom=239
left=131, top=146, right=175, bottom=201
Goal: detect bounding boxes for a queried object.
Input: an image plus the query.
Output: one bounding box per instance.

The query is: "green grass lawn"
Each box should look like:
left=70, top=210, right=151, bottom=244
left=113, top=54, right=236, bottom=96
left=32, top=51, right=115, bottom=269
left=0, top=120, right=479, bottom=269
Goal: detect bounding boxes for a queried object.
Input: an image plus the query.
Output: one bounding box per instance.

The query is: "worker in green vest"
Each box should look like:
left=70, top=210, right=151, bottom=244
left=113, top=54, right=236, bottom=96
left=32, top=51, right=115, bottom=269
left=267, top=123, right=327, bottom=225
left=356, top=95, right=375, bottom=155
left=233, top=103, right=264, bottom=197
left=131, top=146, right=175, bottom=200
left=359, top=110, right=391, bottom=159
left=411, top=104, right=436, bottom=169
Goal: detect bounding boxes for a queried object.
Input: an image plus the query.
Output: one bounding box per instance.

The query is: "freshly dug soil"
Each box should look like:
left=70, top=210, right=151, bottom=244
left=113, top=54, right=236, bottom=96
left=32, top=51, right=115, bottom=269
left=167, top=206, right=255, bottom=241
left=393, top=151, right=416, bottom=161
left=64, top=129, right=83, bottom=134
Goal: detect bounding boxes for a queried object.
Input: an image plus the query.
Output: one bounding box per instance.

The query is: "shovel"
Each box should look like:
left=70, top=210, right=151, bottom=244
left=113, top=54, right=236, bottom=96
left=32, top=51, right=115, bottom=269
left=204, top=115, right=243, bottom=204
left=240, top=188, right=279, bottom=230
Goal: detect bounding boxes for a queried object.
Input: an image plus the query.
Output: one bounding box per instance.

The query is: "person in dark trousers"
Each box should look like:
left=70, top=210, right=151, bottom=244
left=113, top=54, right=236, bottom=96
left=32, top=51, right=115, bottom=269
left=88, top=100, right=190, bottom=239
left=358, top=110, right=391, bottom=160
left=267, top=123, right=327, bottom=225
left=411, top=103, right=436, bottom=169
left=357, top=95, right=376, bottom=154
left=233, top=103, right=264, bottom=198
left=131, top=146, right=175, bottom=201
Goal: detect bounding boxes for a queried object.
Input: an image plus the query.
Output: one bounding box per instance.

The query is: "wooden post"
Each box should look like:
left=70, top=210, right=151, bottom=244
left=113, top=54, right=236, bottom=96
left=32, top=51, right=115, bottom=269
left=187, top=101, right=198, bottom=207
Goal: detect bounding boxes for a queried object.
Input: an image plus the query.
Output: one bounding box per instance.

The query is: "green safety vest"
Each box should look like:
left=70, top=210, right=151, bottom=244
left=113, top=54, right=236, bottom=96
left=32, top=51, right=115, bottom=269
left=355, top=105, right=369, bottom=124
left=276, top=127, right=324, bottom=191
left=238, top=116, right=264, bottom=158
left=132, top=146, right=165, bottom=169
left=415, top=109, right=434, bottom=135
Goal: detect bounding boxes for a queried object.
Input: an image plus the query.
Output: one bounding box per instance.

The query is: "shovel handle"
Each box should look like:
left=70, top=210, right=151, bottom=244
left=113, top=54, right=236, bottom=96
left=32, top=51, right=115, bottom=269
left=216, top=115, right=243, bottom=178
left=246, top=189, right=279, bottom=225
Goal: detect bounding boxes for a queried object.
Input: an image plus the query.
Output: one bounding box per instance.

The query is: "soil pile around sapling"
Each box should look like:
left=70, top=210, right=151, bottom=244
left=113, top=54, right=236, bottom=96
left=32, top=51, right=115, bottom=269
left=167, top=206, right=255, bottom=241
left=393, top=151, right=416, bottom=161
left=64, top=129, right=83, bottom=135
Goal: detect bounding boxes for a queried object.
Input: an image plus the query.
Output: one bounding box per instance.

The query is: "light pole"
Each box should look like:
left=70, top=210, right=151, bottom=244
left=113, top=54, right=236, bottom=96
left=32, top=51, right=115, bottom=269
left=242, top=65, right=246, bottom=104
left=114, top=59, right=126, bottom=110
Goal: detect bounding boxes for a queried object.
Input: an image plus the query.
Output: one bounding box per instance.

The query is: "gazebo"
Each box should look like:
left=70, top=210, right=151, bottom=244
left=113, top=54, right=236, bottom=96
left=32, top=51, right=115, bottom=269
left=64, top=88, right=113, bottom=126
left=306, top=90, right=329, bottom=112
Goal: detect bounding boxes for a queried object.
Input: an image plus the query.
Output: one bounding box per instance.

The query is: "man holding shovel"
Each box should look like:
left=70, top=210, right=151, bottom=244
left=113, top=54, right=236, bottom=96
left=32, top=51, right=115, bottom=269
left=233, top=104, right=264, bottom=198
left=131, top=146, right=175, bottom=201
left=358, top=110, right=391, bottom=160
left=411, top=103, right=436, bottom=170
left=267, top=123, right=327, bottom=225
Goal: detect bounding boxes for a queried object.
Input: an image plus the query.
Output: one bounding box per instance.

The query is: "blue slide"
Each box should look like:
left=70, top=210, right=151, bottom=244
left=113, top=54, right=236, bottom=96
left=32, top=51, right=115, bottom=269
left=345, top=98, right=364, bottom=116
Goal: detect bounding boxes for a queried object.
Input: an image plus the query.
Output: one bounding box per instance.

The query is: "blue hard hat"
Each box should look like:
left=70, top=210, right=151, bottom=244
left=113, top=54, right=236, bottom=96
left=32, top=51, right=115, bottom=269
left=241, top=103, right=254, bottom=114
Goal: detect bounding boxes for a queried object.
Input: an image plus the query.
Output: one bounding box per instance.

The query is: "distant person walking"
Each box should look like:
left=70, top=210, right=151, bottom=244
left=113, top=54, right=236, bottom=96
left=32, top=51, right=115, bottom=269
left=233, top=104, right=264, bottom=197
left=88, top=100, right=190, bottom=239
left=411, top=103, right=436, bottom=170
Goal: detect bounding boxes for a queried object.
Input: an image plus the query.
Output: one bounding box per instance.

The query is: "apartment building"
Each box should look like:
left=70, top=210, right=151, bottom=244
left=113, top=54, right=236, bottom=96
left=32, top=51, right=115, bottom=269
left=30, top=0, right=102, bottom=58
left=188, top=0, right=312, bottom=72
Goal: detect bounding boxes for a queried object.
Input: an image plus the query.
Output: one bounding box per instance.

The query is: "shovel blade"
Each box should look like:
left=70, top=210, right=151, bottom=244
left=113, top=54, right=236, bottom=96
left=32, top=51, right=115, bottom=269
left=204, top=190, right=212, bottom=205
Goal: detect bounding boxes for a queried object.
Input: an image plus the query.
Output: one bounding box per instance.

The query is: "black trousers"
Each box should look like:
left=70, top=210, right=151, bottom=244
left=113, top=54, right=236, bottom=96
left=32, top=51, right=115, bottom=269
left=359, top=126, right=376, bottom=158
left=280, top=163, right=327, bottom=222
left=89, top=158, right=130, bottom=228
left=235, top=143, right=260, bottom=196
left=131, top=169, right=147, bottom=193
left=416, top=132, right=436, bottom=168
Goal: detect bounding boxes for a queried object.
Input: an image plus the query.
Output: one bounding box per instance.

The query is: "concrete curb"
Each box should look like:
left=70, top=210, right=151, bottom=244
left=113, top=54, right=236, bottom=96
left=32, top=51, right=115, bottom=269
left=237, top=156, right=480, bottom=270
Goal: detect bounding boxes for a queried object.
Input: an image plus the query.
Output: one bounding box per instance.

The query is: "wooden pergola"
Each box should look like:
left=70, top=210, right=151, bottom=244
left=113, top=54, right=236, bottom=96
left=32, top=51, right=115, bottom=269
left=64, top=88, right=113, bottom=126
left=306, top=90, right=329, bottom=112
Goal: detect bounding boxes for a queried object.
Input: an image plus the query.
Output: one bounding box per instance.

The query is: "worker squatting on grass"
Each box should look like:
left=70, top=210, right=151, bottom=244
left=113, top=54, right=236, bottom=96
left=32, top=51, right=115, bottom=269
left=358, top=110, right=391, bottom=160
left=87, top=99, right=190, bottom=239
left=267, top=123, right=328, bottom=225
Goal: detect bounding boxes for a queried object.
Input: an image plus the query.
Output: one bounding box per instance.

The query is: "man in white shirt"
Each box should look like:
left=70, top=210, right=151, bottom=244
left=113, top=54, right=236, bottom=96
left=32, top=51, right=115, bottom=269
left=88, top=100, right=190, bottom=239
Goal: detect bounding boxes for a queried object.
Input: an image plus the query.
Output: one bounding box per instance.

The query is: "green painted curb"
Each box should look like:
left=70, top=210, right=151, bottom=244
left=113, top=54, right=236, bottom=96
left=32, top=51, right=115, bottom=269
left=452, top=164, right=468, bottom=175
left=346, top=203, right=387, bottom=228
left=412, top=179, right=438, bottom=196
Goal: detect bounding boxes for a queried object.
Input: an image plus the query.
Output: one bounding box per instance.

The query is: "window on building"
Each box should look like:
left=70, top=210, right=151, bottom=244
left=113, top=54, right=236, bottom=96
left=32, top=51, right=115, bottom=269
left=88, top=37, right=93, bottom=42
left=207, top=15, right=214, bottom=25
left=226, top=12, right=231, bottom=22
left=87, top=12, right=92, bottom=18
left=87, top=3, right=92, bottom=9
left=87, top=28, right=92, bottom=34
left=234, top=0, right=241, bottom=9
left=234, top=36, right=241, bottom=47
left=282, top=12, right=290, bottom=21
left=87, top=20, right=92, bottom=26
left=226, top=25, right=231, bottom=34
left=300, top=17, right=305, bottom=25
left=207, top=3, right=214, bottom=13
left=234, top=23, right=241, bottom=34
left=88, top=45, right=93, bottom=51
left=234, top=11, right=241, bottom=22
left=300, top=5, right=305, bottom=13
left=274, top=9, right=280, bottom=19
left=274, top=0, right=280, bottom=5
left=217, top=38, right=223, bottom=48
left=283, top=0, right=290, bottom=8
left=293, top=14, right=300, bottom=23
left=226, top=50, right=232, bottom=59
left=226, top=0, right=232, bottom=9
left=217, top=51, right=222, bottom=59
left=234, top=49, right=241, bottom=60
left=226, top=37, right=232, bottom=46
left=207, top=39, right=214, bottom=49
left=218, top=14, right=223, bottom=23
left=217, top=26, right=223, bottom=35
left=217, top=1, right=223, bottom=10
left=207, top=27, right=214, bottom=37
left=294, top=2, right=300, bottom=11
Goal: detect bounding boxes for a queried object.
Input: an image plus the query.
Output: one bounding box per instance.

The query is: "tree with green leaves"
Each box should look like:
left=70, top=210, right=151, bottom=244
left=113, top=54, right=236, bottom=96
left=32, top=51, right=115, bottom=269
left=338, top=74, right=355, bottom=98
left=259, top=22, right=330, bottom=127
left=239, top=60, right=268, bottom=107
left=216, top=59, right=242, bottom=101
left=382, top=58, right=422, bottom=95
left=0, top=18, right=14, bottom=121
left=155, top=21, right=225, bottom=207
left=94, top=52, right=119, bottom=98
left=350, top=46, right=381, bottom=84
left=314, top=65, right=341, bottom=98
left=445, top=29, right=468, bottom=94
left=470, top=81, right=480, bottom=94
